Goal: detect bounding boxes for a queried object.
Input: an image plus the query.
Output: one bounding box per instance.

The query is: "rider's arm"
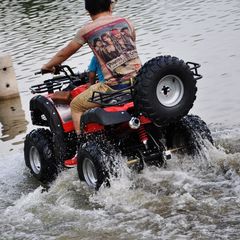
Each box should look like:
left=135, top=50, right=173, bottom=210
left=42, top=40, right=82, bottom=72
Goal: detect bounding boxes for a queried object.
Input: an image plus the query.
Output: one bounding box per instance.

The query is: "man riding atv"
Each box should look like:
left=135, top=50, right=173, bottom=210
left=41, top=0, right=141, bottom=140
left=24, top=0, right=213, bottom=190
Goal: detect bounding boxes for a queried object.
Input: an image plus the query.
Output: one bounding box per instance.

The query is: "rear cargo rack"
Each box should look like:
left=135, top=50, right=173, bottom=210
left=89, top=61, right=202, bottom=106
left=89, top=86, right=134, bottom=106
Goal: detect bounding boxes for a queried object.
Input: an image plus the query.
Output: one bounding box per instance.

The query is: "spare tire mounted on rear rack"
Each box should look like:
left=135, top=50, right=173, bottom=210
left=133, top=55, right=202, bottom=125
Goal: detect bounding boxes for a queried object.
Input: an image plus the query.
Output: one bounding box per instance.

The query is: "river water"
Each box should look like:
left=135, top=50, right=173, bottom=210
left=0, top=0, right=240, bottom=239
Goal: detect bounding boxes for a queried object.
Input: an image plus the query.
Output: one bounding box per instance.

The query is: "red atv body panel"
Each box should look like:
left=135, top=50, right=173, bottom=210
left=45, top=86, right=151, bottom=134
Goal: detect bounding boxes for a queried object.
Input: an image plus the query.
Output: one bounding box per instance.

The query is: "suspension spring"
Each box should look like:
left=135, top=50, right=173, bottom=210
left=138, top=125, right=149, bottom=144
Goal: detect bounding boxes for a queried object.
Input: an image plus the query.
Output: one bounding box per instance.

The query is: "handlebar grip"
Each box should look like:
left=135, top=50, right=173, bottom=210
left=34, top=71, right=42, bottom=75
left=35, top=69, right=54, bottom=75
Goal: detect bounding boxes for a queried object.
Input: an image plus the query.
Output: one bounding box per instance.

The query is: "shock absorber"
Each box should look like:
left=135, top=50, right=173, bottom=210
left=138, top=125, right=149, bottom=149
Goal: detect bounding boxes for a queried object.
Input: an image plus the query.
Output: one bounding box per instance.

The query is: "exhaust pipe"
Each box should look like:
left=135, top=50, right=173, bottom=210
left=129, top=117, right=140, bottom=129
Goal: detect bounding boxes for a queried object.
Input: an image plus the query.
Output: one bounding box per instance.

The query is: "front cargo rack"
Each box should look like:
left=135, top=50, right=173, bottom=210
left=30, top=72, right=88, bottom=94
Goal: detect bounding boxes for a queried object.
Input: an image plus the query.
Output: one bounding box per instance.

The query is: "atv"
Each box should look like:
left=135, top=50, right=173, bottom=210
left=24, top=55, right=213, bottom=190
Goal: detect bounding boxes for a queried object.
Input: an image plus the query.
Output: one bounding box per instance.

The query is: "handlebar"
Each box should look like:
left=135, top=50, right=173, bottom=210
left=35, top=69, right=53, bottom=75
left=31, top=65, right=89, bottom=94
left=35, top=65, right=75, bottom=76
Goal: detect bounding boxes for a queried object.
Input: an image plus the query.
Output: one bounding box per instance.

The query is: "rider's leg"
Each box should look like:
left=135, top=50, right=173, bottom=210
left=70, top=83, right=111, bottom=134
left=66, top=83, right=111, bottom=167
left=71, top=111, right=83, bottom=135
left=70, top=83, right=101, bottom=135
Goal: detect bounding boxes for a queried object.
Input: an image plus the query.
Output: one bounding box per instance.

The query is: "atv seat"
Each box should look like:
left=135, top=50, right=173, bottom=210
left=50, top=90, right=72, bottom=104
left=80, top=107, right=131, bottom=129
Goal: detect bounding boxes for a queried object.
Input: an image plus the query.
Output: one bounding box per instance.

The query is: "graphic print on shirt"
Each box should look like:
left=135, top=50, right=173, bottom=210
left=83, top=19, right=138, bottom=76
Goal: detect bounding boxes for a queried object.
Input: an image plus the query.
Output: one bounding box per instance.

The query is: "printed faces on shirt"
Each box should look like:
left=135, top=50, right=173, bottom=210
left=83, top=19, right=138, bottom=76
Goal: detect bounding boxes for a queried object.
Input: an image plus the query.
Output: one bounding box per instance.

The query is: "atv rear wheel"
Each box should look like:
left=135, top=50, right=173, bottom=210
left=134, top=56, right=197, bottom=125
left=166, top=115, right=213, bottom=155
left=77, top=141, right=110, bottom=190
left=24, top=128, right=58, bottom=183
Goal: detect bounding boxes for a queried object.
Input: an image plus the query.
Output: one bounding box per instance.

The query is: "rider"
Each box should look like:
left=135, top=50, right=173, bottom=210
left=41, top=0, right=141, bottom=148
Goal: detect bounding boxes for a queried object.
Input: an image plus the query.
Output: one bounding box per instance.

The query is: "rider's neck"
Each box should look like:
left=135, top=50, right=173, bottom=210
left=91, top=11, right=112, bottom=21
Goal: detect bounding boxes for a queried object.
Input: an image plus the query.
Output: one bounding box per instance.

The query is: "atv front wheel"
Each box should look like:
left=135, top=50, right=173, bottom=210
left=24, top=128, right=58, bottom=183
left=166, top=115, right=213, bottom=155
left=134, top=56, right=197, bottom=125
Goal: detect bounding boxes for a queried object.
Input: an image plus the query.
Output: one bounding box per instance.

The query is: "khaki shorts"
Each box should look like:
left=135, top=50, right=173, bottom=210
left=70, top=82, right=112, bottom=113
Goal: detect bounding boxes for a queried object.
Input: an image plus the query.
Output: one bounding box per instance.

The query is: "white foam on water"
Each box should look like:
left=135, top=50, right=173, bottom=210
left=87, top=135, right=240, bottom=239
left=1, top=168, right=110, bottom=239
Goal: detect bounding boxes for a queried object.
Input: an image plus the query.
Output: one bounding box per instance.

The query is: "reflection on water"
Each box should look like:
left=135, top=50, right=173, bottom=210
left=0, top=0, right=240, bottom=239
left=0, top=97, right=28, bottom=141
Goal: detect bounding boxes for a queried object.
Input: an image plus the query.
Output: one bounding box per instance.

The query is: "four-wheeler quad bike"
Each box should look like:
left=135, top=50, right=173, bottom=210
left=24, top=55, right=213, bottom=190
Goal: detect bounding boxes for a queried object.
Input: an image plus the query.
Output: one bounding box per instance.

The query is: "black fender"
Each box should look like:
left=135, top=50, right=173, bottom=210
left=30, top=95, right=67, bottom=163
left=30, top=95, right=64, bottom=132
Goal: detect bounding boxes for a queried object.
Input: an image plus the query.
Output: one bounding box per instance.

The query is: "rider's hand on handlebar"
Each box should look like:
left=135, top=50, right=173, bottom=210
left=40, top=64, right=56, bottom=74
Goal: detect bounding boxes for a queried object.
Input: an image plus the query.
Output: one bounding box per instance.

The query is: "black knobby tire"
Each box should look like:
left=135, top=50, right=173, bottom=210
left=134, top=55, right=197, bottom=125
left=77, top=141, right=111, bottom=190
left=24, top=128, right=58, bottom=183
left=166, top=115, right=213, bottom=155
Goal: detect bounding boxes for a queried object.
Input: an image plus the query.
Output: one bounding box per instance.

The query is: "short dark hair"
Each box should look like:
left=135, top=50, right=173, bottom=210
left=85, top=0, right=111, bottom=16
